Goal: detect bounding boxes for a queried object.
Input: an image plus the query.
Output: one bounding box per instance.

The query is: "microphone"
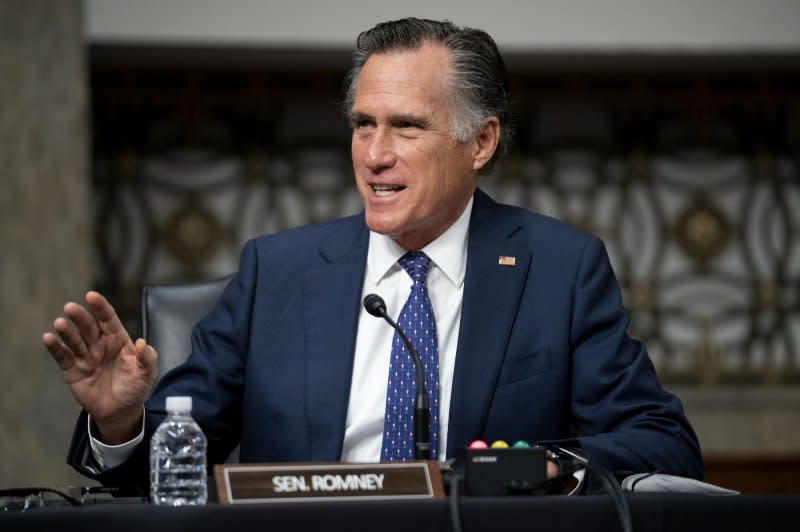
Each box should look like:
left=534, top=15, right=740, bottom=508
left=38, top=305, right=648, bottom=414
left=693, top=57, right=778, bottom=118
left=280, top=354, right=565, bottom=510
left=363, top=293, right=431, bottom=460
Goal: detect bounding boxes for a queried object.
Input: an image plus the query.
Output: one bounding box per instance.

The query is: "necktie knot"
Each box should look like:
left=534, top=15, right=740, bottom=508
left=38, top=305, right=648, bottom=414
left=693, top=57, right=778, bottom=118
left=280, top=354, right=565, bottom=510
left=399, top=252, right=431, bottom=284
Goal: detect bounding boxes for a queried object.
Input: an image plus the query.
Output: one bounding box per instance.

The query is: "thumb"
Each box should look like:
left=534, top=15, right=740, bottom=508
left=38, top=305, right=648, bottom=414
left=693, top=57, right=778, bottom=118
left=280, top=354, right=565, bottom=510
left=134, top=338, right=159, bottom=376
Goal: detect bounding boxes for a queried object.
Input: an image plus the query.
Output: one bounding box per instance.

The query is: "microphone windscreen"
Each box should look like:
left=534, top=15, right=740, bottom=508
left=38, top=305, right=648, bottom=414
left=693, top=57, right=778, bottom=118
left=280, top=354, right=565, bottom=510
left=363, top=294, right=387, bottom=317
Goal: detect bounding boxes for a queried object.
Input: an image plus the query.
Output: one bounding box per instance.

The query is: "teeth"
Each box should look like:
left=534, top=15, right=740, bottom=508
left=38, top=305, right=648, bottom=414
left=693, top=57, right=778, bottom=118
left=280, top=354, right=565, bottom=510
left=372, top=184, right=403, bottom=197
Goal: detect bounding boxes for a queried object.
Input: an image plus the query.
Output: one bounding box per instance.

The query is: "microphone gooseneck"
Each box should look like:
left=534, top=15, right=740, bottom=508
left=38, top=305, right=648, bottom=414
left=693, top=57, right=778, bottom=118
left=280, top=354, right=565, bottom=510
left=363, top=293, right=431, bottom=460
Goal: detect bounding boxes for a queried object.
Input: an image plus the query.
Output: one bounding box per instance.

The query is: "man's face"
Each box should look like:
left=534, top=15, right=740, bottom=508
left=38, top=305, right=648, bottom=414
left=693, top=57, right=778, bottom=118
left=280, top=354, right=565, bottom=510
left=350, top=42, right=481, bottom=250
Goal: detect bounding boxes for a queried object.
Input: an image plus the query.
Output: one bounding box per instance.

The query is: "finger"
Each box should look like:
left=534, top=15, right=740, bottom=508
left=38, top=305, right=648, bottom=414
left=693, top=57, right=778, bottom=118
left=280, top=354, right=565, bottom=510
left=546, top=459, right=560, bottom=479
left=62, top=300, right=101, bottom=346
left=85, top=291, right=129, bottom=339
left=53, top=315, right=91, bottom=359
left=43, top=331, right=76, bottom=371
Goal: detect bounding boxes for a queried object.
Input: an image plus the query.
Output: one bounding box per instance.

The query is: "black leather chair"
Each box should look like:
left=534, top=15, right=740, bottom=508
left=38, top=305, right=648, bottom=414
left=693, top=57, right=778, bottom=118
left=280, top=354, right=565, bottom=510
left=140, top=274, right=239, bottom=462
left=140, top=274, right=233, bottom=384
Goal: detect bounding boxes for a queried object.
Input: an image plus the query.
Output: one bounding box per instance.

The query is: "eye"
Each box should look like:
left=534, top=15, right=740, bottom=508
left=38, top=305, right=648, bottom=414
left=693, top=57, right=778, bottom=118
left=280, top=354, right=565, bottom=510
left=349, top=115, right=375, bottom=131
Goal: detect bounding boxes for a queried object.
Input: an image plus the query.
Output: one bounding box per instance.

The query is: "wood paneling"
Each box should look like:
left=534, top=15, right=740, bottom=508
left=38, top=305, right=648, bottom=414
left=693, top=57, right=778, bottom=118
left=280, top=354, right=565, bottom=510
left=704, top=453, right=800, bottom=494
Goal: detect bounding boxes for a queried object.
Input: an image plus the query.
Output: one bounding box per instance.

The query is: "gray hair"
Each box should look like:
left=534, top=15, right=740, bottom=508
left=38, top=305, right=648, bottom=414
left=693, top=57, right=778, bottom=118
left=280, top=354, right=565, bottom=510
left=345, top=18, right=512, bottom=175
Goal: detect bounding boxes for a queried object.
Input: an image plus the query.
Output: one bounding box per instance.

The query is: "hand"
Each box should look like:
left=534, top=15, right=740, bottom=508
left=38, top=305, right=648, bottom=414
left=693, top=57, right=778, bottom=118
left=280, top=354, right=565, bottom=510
left=547, top=459, right=560, bottom=479
left=43, top=291, right=158, bottom=444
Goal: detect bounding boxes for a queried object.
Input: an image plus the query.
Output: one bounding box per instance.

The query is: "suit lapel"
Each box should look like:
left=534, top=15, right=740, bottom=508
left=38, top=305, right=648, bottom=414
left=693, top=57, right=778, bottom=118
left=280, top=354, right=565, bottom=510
left=447, top=190, right=532, bottom=455
left=304, top=216, right=368, bottom=461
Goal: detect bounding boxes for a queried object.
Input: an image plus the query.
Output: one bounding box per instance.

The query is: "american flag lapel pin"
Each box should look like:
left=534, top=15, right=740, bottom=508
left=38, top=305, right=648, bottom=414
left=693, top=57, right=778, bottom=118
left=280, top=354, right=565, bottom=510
left=498, top=256, right=516, bottom=266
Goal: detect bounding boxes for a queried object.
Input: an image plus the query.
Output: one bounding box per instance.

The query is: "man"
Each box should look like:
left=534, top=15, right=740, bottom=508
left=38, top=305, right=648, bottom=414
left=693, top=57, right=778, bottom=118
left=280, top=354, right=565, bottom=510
left=43, top=18, right=703, bottom=489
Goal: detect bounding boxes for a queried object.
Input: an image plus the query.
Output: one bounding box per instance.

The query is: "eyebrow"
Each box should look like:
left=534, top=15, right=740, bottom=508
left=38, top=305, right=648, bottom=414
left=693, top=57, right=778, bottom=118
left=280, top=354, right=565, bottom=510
left=389, top=113, right=432, bottom=129
left=347, top=111, right=372, bottom=125
left=348, top=110, right=432, bottom=129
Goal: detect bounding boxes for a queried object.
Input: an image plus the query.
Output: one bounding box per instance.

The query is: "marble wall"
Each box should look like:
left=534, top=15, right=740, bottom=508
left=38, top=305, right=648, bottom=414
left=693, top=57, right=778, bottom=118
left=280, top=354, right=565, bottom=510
left=0, top=0, right=91, bottom=487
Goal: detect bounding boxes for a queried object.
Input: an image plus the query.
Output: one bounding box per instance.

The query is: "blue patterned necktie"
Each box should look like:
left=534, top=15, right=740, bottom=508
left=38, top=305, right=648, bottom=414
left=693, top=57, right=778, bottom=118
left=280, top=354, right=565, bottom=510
left=381, top=251, right=440, bottom=461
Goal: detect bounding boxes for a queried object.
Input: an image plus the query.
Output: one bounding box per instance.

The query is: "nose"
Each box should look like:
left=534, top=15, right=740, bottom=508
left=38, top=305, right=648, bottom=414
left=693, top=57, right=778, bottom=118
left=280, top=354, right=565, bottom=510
left=364, top=127, right=396, bottom=172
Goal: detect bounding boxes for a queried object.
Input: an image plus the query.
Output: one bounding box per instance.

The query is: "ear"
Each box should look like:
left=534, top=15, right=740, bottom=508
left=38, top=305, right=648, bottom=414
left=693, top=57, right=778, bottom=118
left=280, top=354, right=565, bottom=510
left=471, top=117, right=501, bottom=173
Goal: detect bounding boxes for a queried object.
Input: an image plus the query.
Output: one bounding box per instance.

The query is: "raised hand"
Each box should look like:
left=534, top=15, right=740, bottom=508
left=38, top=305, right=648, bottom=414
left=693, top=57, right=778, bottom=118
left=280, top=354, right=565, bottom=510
left=43, top=291, right=158, bottom=444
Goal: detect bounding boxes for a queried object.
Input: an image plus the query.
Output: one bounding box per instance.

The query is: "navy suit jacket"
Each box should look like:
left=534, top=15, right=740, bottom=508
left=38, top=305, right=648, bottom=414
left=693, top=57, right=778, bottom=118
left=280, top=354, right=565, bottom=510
left=68, top=189, right=702, bottom=487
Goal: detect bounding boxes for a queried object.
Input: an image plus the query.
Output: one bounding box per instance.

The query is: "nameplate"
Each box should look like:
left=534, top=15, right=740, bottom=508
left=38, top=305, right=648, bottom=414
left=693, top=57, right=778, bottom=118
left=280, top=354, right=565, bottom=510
left=214, top=461, right=444, bottom=504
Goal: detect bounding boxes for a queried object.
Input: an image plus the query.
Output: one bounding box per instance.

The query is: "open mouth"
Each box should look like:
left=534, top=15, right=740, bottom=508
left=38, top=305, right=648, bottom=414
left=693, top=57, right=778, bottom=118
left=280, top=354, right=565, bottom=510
left=371, top=184, right=406, bottom=197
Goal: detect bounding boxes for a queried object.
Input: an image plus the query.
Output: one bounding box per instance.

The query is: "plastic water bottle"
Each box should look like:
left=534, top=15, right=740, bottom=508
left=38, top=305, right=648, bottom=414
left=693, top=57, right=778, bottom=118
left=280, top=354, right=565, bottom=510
left=150, top=396, right=208, bottom=506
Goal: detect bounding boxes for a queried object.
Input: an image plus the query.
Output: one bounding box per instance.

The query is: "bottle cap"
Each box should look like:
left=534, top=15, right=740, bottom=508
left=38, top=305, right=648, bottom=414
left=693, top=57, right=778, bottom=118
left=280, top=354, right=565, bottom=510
left=165, top=396, right=192, bottom=413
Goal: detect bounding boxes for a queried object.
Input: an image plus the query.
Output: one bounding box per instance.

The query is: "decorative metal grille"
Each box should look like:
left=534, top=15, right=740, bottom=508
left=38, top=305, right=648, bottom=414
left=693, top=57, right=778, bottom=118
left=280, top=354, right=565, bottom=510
left=91, top=56, right=800, bottom=385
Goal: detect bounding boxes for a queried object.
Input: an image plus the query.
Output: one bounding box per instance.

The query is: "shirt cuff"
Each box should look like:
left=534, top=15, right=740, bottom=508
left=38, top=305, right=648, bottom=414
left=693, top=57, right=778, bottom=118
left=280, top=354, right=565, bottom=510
left=87, top=408, right=146, bottom=470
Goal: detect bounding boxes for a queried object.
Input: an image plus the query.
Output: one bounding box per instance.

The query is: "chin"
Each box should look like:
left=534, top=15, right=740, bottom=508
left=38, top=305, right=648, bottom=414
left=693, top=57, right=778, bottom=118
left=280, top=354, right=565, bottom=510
left=366, top=222, right=400, bottom=238
left=365, top=212, right=403, bottom=236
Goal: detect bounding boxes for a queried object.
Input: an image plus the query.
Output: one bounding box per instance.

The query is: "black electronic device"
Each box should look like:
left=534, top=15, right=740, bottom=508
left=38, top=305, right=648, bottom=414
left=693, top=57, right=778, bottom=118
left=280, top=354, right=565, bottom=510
left=454, top=445, right=547, bottom=496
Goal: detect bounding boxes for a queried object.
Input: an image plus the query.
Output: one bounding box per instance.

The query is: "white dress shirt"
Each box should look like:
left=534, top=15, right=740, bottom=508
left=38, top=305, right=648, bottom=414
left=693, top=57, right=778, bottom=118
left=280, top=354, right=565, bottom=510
left=341, top=197, right=472, bottom=461
left=90, top=198, right=473, bottom=467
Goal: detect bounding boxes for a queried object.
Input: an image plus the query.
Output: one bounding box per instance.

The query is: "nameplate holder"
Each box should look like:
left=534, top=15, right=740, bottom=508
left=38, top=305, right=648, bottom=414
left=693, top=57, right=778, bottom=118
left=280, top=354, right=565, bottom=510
left=214, top=461, right=444, bottom=504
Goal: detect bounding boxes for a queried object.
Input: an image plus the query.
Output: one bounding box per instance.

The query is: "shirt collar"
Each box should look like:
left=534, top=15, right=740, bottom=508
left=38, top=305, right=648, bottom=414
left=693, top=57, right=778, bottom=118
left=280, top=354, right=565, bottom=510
left=367, top=195, right=473, bottom=288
